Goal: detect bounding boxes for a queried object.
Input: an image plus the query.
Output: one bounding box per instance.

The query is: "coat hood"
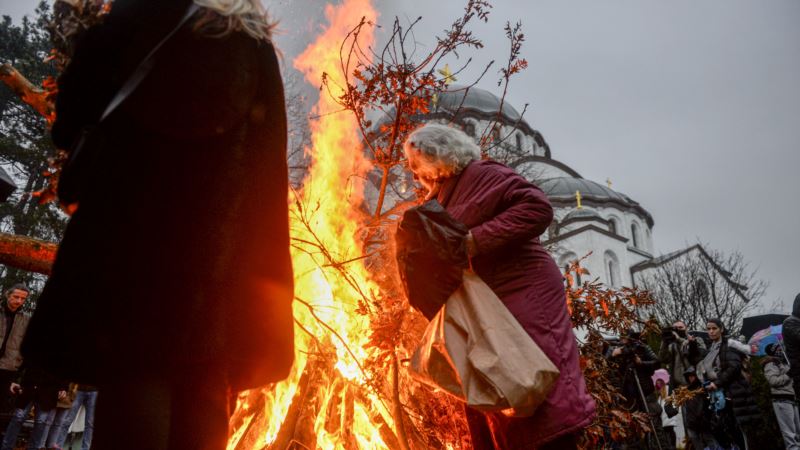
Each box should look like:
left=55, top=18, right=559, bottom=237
left=793, top=293, right=800, bottom=318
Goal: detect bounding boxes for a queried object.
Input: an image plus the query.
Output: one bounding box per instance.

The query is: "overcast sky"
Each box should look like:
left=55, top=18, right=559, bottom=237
left=4, top=1, right=799, bottom=314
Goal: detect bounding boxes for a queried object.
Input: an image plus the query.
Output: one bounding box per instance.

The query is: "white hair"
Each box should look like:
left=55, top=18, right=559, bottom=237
left=192, top=0, right=274, bottom=41
left=403, top=123, right=480, bottom=179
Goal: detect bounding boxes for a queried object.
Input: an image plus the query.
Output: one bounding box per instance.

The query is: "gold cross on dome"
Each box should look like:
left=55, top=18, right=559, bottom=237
left=575, top=190, right=582, bottom=209
left=438, top=64, right=457, bottom=86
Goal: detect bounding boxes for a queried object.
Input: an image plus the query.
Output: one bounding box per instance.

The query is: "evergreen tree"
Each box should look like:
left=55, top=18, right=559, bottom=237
left=0, top=2, right=66, bottom=305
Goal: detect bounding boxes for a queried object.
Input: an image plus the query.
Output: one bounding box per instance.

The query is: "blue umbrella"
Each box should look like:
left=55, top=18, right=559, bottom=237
left=748, top=324, right=783, bottom=357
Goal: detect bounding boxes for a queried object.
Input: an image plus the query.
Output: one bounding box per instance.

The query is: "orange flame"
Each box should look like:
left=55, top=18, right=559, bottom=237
left=227, top=1, right=387, bottom=449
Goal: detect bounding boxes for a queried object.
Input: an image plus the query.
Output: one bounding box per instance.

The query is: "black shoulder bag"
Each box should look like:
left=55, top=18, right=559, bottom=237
left=58, top=3, right=200, bottom=205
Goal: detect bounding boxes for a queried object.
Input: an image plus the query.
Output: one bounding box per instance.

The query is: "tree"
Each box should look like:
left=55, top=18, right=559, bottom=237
left=635, top=243, right=767, bottom=335
left=0, top=2, right=66, bottom=299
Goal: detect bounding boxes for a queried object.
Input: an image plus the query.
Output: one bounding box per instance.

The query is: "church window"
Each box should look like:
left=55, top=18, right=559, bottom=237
left=604, top=251, right=621, bottom=287
left=558, top=252, right=580, bottom=287
left=464, top=121, right=476, bottom=137
left=515, top=133, right=524, bottom=151
left=548, top=221, right=558, bottom=239
left=631, top=223, right=640, bottom=248
left=694, top=280, right=710, bottom=303
left=608, top=218, right=618, bottom=235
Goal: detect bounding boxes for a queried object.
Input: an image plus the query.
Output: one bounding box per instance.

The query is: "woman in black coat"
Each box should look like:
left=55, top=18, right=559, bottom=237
left=698, top=318, right=760, bottom=449
left=21, top=1, right=294, bottom=448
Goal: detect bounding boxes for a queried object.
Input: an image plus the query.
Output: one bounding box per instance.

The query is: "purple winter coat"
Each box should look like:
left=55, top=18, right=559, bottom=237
left=436, top=160, right=595, bottom=448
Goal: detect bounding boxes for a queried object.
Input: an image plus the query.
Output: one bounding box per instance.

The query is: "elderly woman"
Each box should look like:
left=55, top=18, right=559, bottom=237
left=21, top=1, right=294, bottom=449
left=403, top=123, right=595, bottom=449
left=698, top=318, right=760, bottom=450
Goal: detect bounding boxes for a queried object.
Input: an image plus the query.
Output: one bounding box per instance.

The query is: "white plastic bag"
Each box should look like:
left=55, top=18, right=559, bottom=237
left=409, top=270, right=560, bottom=417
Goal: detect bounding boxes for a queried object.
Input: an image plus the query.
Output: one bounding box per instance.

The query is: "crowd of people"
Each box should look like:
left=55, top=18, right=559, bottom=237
left=0, top=284, right=96, bottom=450
left=605, top=300, right=800, bottom=450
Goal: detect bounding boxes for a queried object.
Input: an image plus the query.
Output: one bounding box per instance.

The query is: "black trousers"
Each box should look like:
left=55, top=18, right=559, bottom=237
left=92, top=365, right=230, bottom=450
left=0, top=369, right=17, bottom=413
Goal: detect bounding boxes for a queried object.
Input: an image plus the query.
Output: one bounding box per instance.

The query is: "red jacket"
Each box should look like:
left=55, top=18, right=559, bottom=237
left=437, top=160, right=595, bottom=447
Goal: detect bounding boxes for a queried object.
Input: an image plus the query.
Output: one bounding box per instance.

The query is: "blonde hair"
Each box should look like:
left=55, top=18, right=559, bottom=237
left=192, top=0, right=274, bottom=41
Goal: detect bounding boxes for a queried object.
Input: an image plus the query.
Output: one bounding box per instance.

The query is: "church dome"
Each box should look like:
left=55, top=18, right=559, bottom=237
left=433, top=85, right=529, bottom=128
left=539, top=177, right=654, bottom=227
left=562, top=208, right=603, bottom=222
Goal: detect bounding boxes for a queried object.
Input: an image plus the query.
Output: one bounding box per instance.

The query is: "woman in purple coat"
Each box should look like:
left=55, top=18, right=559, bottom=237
left=404, top=124, right=596, bottom=449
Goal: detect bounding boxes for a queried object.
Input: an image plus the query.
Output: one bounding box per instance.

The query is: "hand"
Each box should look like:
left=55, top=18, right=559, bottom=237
left=687, top=335, right=695, bottom=342
left=706, top=382, right=718, bottom=391
left=9, top=383, right=21, bottom=395
left=58, top=390, right=67, bottom=401
left=612, top=347, right=623, bottom=357
left=634, top=356, right=642, bottom=365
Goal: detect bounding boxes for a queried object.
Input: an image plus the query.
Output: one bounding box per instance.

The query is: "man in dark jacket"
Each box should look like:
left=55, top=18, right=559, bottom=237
left=783, top=293, right=800, bottom=396
left=0, top=284, right=30, bottom=411
left=659, top=320, right=707, bottom=388
left=608, top=330, right=670, bottom=449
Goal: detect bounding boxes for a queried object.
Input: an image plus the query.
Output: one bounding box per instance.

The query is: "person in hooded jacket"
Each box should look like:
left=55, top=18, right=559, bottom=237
left=402, top=123, right=595, bottom=449
left=681, top=367, right=719, bottom=450
left=783, top=293, right=800, bottom=396
left=763, top=343, right=800, bottom=450
left=697, top=318, right=760, bottom=450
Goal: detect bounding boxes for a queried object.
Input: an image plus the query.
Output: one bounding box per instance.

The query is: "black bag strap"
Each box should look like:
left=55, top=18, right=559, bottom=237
left=100, top=3, right=201, bottom=121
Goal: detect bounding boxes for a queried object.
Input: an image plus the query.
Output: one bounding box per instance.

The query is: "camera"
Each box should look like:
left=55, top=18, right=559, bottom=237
left=661, top=326, right=676, bottom=343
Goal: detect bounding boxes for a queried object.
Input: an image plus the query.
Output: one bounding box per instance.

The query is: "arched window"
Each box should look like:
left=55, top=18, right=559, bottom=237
left=548, top=221, right=558, bottom=239
left=558, top=252, right=580, bottom=287
left=630, top=222, right=640, bottom=248
left=604, top=250, right=621, bottom=287
left=608, top=217, right=619, bottom=235
left=463, top=121, right=476, bottom=137
left=694, top=279, right=710, bottom=303
left=515, top=133, right=524, bottom=151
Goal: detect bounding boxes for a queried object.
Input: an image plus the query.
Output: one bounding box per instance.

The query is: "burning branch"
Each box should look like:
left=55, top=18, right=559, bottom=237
left=0, top=232, right=56, bottom=275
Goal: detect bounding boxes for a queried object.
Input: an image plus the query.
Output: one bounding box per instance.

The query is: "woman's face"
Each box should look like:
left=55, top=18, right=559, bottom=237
left=406, top=151, right=439, bottom=194
left=706, top=322, right=722, bottom=341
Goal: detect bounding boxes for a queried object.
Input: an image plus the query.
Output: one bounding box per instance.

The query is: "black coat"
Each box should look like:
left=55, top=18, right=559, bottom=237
left=608, top=341, right=660, bottom=408
left=783, top=294, right=800, bottom=395
left=13, top=366, right=68, bottom=411
left=683, top=380, right=710, bottom=431
left=715, top=341, right=760, bottom=426
left=22, top=0, right=294, bottom=391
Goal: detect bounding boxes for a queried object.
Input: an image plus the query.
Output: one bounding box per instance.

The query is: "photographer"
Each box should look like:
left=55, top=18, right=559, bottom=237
left=659, top=321, right=707, bottom=388
left=608, top=330, right=671, bottom=449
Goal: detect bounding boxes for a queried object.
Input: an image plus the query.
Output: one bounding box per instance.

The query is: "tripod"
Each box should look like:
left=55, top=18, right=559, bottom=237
left=631, top=367, right=664, bottom=450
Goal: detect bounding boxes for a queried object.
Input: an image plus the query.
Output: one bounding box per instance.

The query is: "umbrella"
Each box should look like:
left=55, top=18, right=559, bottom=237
left=0, top=166, right=15, bottom=202
left=748, top=324, right=784, bottom=357
left=651, top=368, right=669, bottom=387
